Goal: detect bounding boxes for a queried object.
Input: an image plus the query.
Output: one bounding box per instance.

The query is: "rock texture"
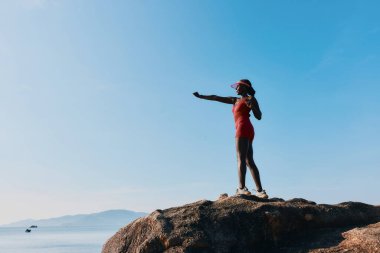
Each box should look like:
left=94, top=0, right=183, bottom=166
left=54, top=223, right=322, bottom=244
left=309, top=222, right=380, bottom=253
left=102, top=195, right=380, bottom=253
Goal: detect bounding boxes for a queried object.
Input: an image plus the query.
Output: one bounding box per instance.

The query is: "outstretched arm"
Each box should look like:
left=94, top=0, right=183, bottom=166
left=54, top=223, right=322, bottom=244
left=193, top=92, right=236, bottom=104
left=247, top=96, right=262, bottom=120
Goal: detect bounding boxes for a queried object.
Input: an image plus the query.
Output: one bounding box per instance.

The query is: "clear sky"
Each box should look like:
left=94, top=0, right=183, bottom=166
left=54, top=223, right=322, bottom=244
left=1, top=0, right=379, bottom=225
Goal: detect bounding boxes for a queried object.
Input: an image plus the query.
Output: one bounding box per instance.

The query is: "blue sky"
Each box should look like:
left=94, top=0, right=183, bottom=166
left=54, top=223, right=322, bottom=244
left=1, top=0, right=379, bottom=225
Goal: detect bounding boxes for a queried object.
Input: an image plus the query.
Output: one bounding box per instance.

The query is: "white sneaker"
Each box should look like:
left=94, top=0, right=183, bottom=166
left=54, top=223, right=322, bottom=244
left=236, top=187, right=251, bottom=195
left=255, top=189, right=268, bottom=199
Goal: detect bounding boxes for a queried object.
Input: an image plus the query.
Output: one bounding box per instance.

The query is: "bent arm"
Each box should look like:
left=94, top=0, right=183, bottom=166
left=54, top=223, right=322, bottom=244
left=248, top=97, right=262, bottom=120
left=193, top=92, right=236, bottom=104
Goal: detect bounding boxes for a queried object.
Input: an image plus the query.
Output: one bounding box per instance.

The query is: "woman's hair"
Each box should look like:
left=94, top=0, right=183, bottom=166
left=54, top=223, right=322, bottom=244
left=240, top=79, right=256, bottom=96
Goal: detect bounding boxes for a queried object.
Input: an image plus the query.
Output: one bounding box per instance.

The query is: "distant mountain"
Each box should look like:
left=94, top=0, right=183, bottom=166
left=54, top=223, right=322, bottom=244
left=1, top=209, right=147, bottom=227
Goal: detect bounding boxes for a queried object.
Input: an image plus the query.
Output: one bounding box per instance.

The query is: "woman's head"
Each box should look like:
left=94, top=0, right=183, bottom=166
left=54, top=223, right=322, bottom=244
left=231, top=79, right=256, bottom=96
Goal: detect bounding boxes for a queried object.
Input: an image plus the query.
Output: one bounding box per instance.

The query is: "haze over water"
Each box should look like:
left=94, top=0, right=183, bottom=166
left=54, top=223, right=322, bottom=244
left=0, top=226, right=116, bottom=253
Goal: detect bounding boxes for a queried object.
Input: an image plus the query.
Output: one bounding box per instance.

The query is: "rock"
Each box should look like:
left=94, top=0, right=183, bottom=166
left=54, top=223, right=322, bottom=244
left=218, top=193, right=228, bottom=200
left=102, top=196, right=380, bottom=253
left=309, top=222, right=380, bottom=253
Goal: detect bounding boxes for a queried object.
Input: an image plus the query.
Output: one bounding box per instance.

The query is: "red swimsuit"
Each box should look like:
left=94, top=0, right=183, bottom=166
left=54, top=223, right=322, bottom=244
left=232, top=97, right=254, bottom=142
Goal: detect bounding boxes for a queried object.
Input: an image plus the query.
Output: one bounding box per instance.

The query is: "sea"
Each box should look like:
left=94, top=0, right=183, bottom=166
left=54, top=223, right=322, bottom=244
left=0, top=226, right=118, bottom=253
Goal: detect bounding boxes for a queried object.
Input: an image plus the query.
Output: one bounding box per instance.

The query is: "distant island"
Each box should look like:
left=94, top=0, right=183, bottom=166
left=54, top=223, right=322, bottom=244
left=1, top=209, right=147, bottom=228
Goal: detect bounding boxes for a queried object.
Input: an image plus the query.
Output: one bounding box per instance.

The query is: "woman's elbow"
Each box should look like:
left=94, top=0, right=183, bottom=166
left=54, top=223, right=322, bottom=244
left=255, top=113, right=262, bottom=120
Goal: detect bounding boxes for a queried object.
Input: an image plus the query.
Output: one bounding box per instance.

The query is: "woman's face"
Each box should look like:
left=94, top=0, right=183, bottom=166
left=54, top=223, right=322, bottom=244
left=236, top=84, right=247, bottom=95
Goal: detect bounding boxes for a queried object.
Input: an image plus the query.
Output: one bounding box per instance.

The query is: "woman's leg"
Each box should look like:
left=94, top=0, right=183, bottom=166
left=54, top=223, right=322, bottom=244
left=246, top=141, right=263, bottom=192
left=236, top=137, right=250, bottom=189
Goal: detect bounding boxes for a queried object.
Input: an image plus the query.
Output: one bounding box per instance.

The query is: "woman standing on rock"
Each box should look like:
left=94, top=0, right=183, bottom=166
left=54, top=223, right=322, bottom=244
left=193, top=79, right=268, bottom=198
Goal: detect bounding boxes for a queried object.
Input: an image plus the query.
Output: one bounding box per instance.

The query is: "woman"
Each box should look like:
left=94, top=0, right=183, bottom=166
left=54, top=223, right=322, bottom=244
left=193, top=79, right=268, bottom=198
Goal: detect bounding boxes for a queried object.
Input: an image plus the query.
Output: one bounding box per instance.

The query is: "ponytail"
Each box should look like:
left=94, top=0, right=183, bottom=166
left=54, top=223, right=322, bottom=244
left=248, top=86, right=256, bottom=96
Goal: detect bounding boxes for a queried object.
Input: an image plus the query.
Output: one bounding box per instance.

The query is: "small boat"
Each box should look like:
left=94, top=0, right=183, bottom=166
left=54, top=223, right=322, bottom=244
left=25, top=229, right=31, bottom=233
left=30, top=225, right=38, bottom=228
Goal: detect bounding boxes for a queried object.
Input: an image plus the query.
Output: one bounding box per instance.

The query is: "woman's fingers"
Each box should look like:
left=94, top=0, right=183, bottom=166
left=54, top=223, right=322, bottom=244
left=193, top=92, right=200, bottom=97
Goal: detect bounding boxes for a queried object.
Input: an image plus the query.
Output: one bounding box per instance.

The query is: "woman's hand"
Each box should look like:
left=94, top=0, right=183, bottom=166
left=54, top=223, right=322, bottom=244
left=245, top=97, right=253, bottom=108
left=247, top=96, right=262, bottom=120
left=193, top=92, right=201, bottom=98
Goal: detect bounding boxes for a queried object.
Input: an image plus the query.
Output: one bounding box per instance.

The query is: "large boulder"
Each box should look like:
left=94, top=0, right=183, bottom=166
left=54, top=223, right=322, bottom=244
left=102, top=195, right=380, bottom=253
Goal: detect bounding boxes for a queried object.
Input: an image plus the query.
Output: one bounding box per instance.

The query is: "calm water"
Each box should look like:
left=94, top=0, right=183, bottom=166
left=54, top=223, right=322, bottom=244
left=0, top=226, right=118, bottom=253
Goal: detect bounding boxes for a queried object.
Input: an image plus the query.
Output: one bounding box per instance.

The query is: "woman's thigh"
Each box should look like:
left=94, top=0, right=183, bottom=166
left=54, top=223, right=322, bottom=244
left=246, top=141, right=254, bottom=162
left=235, top=137, right=250, bottom=160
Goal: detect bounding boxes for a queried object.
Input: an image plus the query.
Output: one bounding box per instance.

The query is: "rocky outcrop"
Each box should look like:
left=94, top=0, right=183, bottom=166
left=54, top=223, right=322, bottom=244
left=309, top=222, right=380, bottom=253
left=102, top=195, right=380, bottom=253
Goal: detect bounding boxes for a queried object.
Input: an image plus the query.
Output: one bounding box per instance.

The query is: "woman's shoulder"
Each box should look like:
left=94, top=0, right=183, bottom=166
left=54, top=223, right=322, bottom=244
left=230, top=97, right=239, bottom=104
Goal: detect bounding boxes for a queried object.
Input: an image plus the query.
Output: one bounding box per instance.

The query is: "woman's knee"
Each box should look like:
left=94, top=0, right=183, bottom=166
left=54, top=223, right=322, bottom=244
left=238, top=155, right=247, bottom=165
left=246, top=158, right=256, bottom=168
